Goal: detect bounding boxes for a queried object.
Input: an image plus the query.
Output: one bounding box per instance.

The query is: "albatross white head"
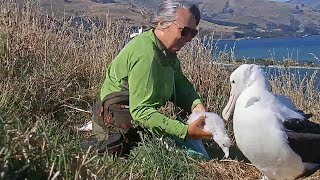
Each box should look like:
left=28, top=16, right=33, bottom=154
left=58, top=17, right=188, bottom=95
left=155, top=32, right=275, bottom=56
left=222, top=64, right=271, bottom=121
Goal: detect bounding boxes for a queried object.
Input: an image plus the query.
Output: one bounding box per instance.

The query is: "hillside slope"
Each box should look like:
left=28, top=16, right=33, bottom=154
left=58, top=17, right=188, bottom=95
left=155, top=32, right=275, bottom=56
left=288, top=0, right=320, bottom=9
left=19, top=0, right=320, bottom=38
left=124, top=0, right=320, bottom=37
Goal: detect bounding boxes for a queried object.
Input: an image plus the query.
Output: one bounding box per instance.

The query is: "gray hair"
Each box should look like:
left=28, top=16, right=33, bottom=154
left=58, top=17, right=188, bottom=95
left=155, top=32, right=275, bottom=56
left=151, top=0, right=201, bottom=27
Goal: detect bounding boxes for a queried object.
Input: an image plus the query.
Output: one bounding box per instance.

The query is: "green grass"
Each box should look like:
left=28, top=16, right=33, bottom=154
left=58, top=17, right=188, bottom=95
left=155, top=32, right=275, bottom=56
left=0, top=2, right=205, bottom=179
left=1, top=113, right=200, bottom=179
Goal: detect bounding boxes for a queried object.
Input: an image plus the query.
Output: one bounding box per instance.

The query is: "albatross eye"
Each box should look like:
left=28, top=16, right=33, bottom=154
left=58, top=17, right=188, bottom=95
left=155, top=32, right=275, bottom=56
left=231, top=80, right=235, bottom=84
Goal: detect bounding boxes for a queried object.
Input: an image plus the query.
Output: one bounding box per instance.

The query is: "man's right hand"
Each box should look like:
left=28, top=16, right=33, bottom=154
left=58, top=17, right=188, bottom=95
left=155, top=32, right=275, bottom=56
left=187, top=116, right=212, bottom=140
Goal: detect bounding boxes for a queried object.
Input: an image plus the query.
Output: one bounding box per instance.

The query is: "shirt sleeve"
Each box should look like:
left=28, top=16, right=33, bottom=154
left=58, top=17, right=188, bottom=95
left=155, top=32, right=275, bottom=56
left=128, top=54, right=188, bottom=140
left=173, top=59, right=202, bottom=114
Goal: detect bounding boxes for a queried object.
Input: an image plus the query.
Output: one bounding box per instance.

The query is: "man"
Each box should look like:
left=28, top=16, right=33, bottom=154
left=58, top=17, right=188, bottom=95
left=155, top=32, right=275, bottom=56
left=92, top=0, right=212, bottom=158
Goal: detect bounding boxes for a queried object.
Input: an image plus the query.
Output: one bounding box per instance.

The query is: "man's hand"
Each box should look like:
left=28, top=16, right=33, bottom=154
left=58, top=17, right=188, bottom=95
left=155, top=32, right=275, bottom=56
left=187, top=115, right=212, bottom=140
left=192, top=103, right=207, bottom=113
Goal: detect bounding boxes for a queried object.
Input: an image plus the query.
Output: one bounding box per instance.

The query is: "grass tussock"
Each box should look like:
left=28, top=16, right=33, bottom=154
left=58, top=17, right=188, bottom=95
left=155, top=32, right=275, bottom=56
left=269, top=70, right=320, bottom=121
left=0, top=1, right=319, bottom=179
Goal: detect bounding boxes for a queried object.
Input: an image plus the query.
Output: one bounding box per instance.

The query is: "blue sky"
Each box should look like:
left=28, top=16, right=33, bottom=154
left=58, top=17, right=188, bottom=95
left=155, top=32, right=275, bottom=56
left=269, top=0, right=288, bottom=2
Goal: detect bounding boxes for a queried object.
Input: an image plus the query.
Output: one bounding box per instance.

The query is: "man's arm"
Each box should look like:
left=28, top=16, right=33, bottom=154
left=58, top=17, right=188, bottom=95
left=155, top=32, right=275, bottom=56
left=128, top=55, right=189, bottom=139
left=173, top=59, right=204, bottom=113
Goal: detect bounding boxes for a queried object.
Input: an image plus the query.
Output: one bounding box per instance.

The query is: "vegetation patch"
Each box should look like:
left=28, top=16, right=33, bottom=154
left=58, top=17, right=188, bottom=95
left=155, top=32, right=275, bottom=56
left=0, top=1, right=319, bottom=179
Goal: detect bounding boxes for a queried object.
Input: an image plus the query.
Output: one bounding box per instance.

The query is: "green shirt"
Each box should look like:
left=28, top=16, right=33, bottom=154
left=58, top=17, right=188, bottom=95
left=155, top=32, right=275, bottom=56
left=100, top=29, right=202, bottom=139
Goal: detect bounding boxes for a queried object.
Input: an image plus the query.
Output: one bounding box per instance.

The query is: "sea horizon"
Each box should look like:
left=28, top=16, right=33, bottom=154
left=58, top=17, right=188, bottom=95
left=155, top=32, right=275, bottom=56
left=212, top=34, right=320, bottom=65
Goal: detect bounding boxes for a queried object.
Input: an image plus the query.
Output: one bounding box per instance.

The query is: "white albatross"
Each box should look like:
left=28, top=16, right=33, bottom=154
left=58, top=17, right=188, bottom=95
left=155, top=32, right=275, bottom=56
left=222, top=64, right=320, bottom=180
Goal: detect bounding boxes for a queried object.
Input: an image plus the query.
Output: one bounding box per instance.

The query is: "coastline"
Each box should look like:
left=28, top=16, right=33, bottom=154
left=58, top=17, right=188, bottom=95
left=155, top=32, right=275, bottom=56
left=211, top=61, right=320, bottom=70
left=208, top=35, right=320, bottom=66
left=210, top=34, right=320, bottom=41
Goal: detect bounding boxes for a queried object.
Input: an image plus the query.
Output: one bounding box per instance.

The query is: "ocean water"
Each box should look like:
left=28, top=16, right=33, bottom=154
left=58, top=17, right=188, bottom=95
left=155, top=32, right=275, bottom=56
left=220, top=65, right=319, bottom=90
left=214, top=35, right=320, bottom=65
left=212, top=35, right=320, bottom=89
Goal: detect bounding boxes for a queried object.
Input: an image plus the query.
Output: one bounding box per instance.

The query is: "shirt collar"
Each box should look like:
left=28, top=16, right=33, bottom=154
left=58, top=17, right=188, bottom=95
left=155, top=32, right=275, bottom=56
left=152, top=29, right=177, bottom=59
left=145, top=29, right=178, bottom=66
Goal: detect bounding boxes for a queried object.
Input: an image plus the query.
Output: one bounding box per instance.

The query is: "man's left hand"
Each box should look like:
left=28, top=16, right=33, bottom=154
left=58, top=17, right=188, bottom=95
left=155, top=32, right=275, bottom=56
left=192, top=103, right=206, bottom=113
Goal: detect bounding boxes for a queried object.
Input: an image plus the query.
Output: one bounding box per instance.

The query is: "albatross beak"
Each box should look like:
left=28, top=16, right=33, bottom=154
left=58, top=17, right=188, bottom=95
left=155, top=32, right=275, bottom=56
left=222, top=88, right=239, bottom=121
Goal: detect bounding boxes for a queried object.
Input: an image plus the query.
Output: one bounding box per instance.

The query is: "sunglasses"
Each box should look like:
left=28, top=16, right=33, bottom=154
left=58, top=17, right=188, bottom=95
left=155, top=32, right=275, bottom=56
left=172, top=21, right=198, bottom=38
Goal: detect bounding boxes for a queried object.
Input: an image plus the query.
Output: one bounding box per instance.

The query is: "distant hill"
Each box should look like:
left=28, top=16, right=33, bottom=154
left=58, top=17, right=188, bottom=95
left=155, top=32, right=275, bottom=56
left=287, top=0, right=320, bottom=9
left=17, top=0, right=320, bottom=39
left=126, top=0, right=320, bottom=38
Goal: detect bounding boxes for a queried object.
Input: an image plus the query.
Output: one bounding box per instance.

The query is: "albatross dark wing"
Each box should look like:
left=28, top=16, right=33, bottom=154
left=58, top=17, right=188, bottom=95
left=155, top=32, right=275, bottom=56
left=294, top=109, right=312, bottom=120
left=283, top=118, right=320, bottom=177
left=286, top=131, right=320, bottom=163
left=298, top=163, right=320, bottom=179
left=286, top=130, right=320, bottom=178
left=283, top=118, right=320, bottom=134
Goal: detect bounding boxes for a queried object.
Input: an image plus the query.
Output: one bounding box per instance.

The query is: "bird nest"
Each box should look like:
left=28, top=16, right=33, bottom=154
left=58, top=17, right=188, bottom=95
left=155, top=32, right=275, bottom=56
left=197, top=160, right=320, bottom=180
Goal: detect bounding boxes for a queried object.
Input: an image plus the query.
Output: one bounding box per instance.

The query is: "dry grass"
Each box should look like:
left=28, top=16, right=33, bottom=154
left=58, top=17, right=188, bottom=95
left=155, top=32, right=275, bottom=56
left=0, top=1, right=319, bottom=179
left=198, top=160, right=261, bottom=179
left=270, top=70, right=320, bottom=121
left=199, top=160, right=320, bottom=180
